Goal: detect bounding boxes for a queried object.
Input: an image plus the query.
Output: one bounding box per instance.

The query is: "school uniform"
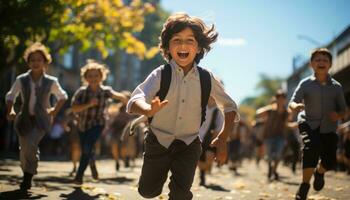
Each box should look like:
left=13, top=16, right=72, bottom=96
left=290, top=75, right=347, bottom=169
left=127, top=60, right=239, bottom=199
left=71, top=85, right=114, bottom=181
left=5, top=70, right=67, bottom=174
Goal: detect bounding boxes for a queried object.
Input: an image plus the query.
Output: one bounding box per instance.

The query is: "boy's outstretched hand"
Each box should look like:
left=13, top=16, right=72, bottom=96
left=6, top=112, right=16, bottom=121
left=146, top=96, right=168, bottom=117
left=210, top=136, right=227, bottom=166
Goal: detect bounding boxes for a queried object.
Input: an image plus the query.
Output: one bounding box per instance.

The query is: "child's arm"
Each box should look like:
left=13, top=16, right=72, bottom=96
left=288, top=80, right=305, bottom=113
left=6, top=100, right=16, bottom=121
left=329, top=89, right=348, bottom=122
left=110, top=90, right=128, bottom=104
left=328, top=111, right=347, bottom=122
left=48, top=99, right=66, bottom=118
left=5, top=78, right=21, bottom=121
left=289, top=102, right=305, bottom=113
left=211, top=111, right=236, bottom=165
left=71, top=99, right=98, bottom=113
left=129, top=96, right=168, bottom=117
left=49, top=78, right=68, bottom=117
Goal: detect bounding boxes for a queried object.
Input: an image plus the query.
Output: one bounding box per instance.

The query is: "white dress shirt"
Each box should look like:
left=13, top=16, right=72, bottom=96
left=127, top=60, right=239, bottom=148
left=6, top=72, right=68, bottom=115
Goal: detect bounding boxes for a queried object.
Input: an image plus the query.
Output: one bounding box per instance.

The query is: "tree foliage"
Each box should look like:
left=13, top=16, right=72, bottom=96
left=241, top=73, right=284, bottom=109
left=0, top=0, right=156, bottom=74
left=51, top=0, right=156, bottom=59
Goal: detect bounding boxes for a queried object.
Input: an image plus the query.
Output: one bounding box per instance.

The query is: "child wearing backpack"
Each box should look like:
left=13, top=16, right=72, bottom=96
left=127, top=12, right=239, bottom=200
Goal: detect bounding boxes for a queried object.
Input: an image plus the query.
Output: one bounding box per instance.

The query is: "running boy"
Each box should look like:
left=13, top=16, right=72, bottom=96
left=71, top=60, right=127, bottom=184
left=6, top=42, right=68, bottom=191
left=289, top=48, right=347, bottom=200
left=127, top=13, right=239, bottom=199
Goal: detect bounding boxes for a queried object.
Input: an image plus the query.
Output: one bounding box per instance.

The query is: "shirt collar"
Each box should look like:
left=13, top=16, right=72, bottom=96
left=28, top=70, right=44, bottom=86
left=169, top=59, right=198, bottom=74
left=310, top=74, right=332, bottom=84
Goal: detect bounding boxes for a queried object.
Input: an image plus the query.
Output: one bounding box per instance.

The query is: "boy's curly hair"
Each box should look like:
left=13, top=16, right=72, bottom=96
left=310, top=48, right=332, bottom=63
left=159, top=12, right=218, bottom=64
left=23, top=42, right=52, bottom=64
left=80, top=59, right=110, bottom=85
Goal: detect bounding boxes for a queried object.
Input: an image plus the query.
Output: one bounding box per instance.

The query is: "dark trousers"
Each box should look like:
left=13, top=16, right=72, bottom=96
left=299, top=122, right=338, bottom=170
left=138, top=131, right=202, bottom=200
left=76, top=125, right=103, bottom=179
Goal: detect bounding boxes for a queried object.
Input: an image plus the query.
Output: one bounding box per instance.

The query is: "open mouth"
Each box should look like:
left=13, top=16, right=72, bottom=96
left=317, top=66, right=326, bottom=69
left=177, top=52, right=189, bottom=59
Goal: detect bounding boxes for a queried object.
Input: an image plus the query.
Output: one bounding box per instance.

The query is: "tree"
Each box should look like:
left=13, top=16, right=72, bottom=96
left=241, top=73, right=284, bottom=109
left=49, top=0, right=156, bottom=59
left=138, top=2, right=169, bottom=81
left=0, top=0, right=64, bottom=74
left=0, top=0, right=156, bottom=75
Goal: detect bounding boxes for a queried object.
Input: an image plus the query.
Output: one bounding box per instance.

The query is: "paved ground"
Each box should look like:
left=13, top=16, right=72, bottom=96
left=1, top=158, right=350, bottom=200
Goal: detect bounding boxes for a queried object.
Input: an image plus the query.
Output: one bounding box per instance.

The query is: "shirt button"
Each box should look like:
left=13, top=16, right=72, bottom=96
left=182, top=99, right=185, bottom=103
left=179, top=117, right=182, bottom=120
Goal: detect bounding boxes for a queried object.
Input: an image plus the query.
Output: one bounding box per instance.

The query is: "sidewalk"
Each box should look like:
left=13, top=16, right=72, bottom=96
left=1, top=158, right=350, bottom=199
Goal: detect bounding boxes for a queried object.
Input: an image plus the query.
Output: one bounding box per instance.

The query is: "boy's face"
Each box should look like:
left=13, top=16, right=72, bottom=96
left=310, top=53, right=331, bottom=75
left=28, top=51, right=47, bottom=73
left=168, top=27, right=200, bottom=69
left=85, top=69, right=103, bottom=87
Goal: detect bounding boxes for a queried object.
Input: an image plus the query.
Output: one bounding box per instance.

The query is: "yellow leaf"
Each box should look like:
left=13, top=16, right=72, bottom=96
left=145, top=46, right=159, bottom=59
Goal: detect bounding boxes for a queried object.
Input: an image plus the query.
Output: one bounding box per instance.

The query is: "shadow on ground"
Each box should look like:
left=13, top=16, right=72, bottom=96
left=203, top=183, right=231, bottom=192
left=99, top=176, right=135, bottom=184
left=0, top=189, right=47, bottom=200
left=59, top=187, right=101, bottom=200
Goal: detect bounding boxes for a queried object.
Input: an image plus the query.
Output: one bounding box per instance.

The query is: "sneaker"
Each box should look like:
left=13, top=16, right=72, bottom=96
left=199, top=170, right=205, bottom=186
left=274, top=171, right=279, bottom=181
left=313, top=170, right=325, bottom=191
left=267, top=165, right=272, bottom=181
left=295, top=183, right=310, bottom=200
left=73, top=177, right=83, bottom=185
left=20, top=172, right=33, bottom=191
left=115, top=161, right=120, bottom=171
left=90, top=160, right=99, bottom=180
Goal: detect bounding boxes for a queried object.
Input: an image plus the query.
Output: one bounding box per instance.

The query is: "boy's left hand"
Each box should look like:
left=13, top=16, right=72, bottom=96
left=328, top=112, right=339, bottom=122
left=210, top=136, right=227, bottom=166
left=47, top=107, right=58, bottom=118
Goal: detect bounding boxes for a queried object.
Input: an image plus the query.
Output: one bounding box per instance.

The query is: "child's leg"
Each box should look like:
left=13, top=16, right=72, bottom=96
left=17, top=128, right=46, bottom=175
left=75, top=125, right=103, bottom=182
left=138, top=132, right=171, bottom=198
left=318, top=133, right=338, bottom=173
left=312, top=133, right=338, bottom=191
left=168, top=138, right=201, bottom=200
left=17, top=127, right=45, bottom=190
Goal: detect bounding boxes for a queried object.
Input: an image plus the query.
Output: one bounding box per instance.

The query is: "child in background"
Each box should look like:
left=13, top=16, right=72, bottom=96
left=289, top=48, right=347, bottom=200
left=71, top=59, right=127, bottom=184
left=5, top=42, right=67, bottom=191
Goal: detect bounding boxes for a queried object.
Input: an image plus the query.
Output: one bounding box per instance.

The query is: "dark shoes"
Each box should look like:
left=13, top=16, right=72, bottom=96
left=90, top=160, right=99, bottom=180
left=313, top=170, right=325, bottom=191
left=73, top=176, right=83, bottom=185
left=199, top=170, right=205, bottom=186
left=20, top=172, right=33, bottom=191
left=295, top=183, right=310, bottom=200
left=115, top=161, right=120, bottom=171
left=273, top=172, right=279, bottom=181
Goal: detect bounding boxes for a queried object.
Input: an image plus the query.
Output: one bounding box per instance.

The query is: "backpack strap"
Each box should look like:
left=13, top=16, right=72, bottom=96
left=148, top=64, right=171, bottom=123
left=157, top=64, right=172, bottom=101
left=197, top=66, right=212, bottom=125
